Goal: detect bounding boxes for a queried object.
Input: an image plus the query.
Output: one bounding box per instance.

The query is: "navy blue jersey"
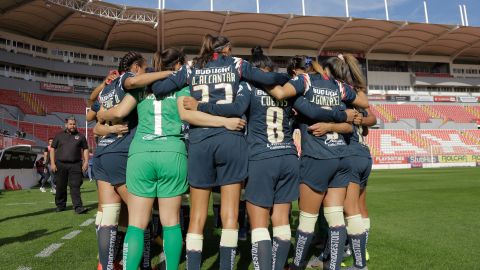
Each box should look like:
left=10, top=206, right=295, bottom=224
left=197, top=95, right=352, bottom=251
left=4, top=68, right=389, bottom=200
left=95, top=72, right=139, bottom=156
left=344, top=109, right=371, bottom=158
left=291, top=73, right=356, bottom=159
left=151, top=65, right=191, bottom=98
left=91, top=100, right=100, bottom=113
left=199, top=81, right=298, bottom=160
left=190, top=57, right=290, bottom=143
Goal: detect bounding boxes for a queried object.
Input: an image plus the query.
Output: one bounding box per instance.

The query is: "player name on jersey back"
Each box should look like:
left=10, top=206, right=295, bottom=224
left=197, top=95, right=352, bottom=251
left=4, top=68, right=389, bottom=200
left=309, top=87, right=341, bottom=107
left=191, top=66, right=236, bottom=85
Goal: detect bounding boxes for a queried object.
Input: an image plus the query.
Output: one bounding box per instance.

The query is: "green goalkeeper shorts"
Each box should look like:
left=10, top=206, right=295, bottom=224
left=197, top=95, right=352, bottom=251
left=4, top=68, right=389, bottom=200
left=126, top=151, right=188, bottom=198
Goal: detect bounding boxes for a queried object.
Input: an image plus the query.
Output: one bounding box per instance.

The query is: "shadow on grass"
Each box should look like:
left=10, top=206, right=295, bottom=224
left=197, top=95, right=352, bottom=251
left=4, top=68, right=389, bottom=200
left=0, top=227, right=71, bottom=247
left=0, top=202, right=97, bottom=224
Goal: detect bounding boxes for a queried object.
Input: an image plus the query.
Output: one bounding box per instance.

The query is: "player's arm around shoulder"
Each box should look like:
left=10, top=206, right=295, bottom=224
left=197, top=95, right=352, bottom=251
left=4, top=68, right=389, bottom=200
left=176, top=93, right=246, bottom=131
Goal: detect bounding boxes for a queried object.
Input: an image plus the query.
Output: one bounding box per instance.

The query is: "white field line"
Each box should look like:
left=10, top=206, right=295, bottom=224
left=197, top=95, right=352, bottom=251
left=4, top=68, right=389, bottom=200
left=35, top=243, right=63, bottom=257
left=61, top=230, right=82, bottom=240
left=16, top=266, right=31, bottom=270
left=80, top=218, right=95, bottom=227
left=5, top=203, right=35, bottom=206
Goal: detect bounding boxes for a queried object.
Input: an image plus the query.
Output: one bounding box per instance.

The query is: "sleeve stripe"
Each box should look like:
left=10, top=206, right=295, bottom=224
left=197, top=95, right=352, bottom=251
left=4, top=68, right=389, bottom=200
left=339, top=81, right=346, bottom=99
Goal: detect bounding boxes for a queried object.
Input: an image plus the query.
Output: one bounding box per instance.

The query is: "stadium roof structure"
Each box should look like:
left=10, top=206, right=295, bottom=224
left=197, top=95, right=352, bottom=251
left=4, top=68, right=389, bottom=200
left=1, top=0, right=480, bottom=60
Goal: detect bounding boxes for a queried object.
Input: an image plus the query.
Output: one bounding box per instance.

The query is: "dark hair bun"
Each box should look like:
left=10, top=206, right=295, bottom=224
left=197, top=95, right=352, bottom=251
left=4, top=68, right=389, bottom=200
left=251, top=46, right=264, bottom=56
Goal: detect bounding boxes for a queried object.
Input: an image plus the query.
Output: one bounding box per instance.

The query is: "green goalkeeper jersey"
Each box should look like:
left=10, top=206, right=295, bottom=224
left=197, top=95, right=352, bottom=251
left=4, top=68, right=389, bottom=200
left=128, top=86, right=190, bottom=156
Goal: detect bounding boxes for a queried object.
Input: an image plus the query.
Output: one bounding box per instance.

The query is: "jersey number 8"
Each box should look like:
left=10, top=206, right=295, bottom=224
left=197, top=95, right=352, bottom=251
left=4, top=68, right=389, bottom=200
left=266, top=107, right=284, bottom=143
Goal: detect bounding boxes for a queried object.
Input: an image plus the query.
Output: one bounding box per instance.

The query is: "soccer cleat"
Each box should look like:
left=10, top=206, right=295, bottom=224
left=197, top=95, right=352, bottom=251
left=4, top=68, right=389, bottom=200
left=50, top=188, right=56, bottom=194
left=97, top=262, right=102, bottom=270
left=40, top=187, right=46, bottom=192
left=343, top=244, right=352, bottom=258
left=113, top=260, right=122, bottom=270
left=366, top=250, right=370, bottom=261
left=306, top=255, right=324, bottom=268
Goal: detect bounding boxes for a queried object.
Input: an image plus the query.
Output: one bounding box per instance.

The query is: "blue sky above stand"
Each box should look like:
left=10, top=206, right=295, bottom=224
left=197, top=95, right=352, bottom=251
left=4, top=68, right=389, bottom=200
left=105, top=0, right=480, bottom=26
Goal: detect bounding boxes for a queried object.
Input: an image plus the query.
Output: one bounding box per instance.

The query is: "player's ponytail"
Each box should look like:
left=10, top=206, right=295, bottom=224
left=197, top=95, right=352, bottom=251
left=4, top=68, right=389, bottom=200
left=194, top=34, right=231, bottom=68
left=153, top=48, right=186, bottom=71
left=193, top=34, right=215, bottom=69
left=325, top=54, right=366, bottom=91
left=287, top=55, right=325, bottom=76
left=250, top=46, right=274, bottom=71
left=343, top=54, right=367, bottom=91
left=118, top=51, right=146, bottom=73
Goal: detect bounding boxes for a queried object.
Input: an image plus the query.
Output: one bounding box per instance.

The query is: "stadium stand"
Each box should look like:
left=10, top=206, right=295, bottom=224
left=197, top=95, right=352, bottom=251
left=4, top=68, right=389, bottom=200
left=366, top=129, right=480, bottom=157
left=1, top=119, right=94, bottom=148
left=370, top=104, right=480, bottom=123
left=0, top=89, right=38, bottom=115
left=32, top=92, right=86, bottom=115
left=428, top=105, right=478, bottom=123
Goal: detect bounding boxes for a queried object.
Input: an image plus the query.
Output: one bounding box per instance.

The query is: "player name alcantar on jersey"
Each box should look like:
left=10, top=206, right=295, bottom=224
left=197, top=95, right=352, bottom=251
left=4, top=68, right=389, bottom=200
left=191, top=66, right=236, bottom=85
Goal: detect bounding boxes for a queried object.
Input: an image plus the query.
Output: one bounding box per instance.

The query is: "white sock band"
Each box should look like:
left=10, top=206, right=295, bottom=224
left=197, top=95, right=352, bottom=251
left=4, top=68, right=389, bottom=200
left=323, top=206, right=345, bottom=227
left=346, top=215, right=365, bottom=235
left=220, top=229, right=239, bottom=247
left=273, top=225, right=291, bottom=241
left=186, top=233, right=204, bottom=251
left=95, top=211, right=103, bottom=226
left=298, top=211, right=319, bottom=233
left=100, top=203, right=121, bottom=226
left=251, top=228, right=271, bottom=244
left=363, top=218, right=371, bottom=231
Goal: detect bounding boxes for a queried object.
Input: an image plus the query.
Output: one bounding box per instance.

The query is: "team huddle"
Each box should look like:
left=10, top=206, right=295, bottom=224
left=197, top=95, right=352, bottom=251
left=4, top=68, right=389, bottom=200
left=88, top=34, right=376, bottom=270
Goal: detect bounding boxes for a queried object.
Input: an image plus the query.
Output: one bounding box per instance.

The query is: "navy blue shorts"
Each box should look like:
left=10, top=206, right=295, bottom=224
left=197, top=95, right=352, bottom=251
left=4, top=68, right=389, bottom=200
left=344, top=156, right=372, bottom=188
left=187, top=133, right=248, bottom=188
left=246, top=154, right=299, bottom=208
left=92, top=152, right=128, bottom=186
left=300, top=156, right=350, bottom=192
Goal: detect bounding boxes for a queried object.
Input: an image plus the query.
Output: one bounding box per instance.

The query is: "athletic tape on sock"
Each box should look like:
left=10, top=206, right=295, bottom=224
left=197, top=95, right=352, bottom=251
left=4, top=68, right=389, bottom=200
left=298, top=211, right=318, bottom=233
left=101, top=203, right=121, bottom=226
left=95, top=211, right=103, bottom=226
left=273, top=225, right=291, bottom=241
left=186, top=233, right=203, bottom=251
left=363, top=218, right=371, bottom=231
left=324, top=206, right=345, bottom=227
left=346, top=215, right=365, bottom=235
left=251, top=228, right=271, bottom=243
left=220, top=229, right=238, bottom=248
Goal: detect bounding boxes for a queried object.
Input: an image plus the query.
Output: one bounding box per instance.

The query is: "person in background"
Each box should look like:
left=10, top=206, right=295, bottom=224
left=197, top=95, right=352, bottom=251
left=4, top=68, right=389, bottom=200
left=36, top=157, right=47, bottom=192
left=42, top=138, right=56, bottom=194
left=50, top=116, right=89, bottom=214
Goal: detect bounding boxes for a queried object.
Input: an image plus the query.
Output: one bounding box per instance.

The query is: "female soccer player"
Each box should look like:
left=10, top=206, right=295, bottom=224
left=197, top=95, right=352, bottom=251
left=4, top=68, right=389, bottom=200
left=266, top=55, right=369, bottom=270
left=97, top=48, right=247, bottom=270
left=183, top=48, right=354, bottom=270
left=150, top=35, right=290, bottom=270
left=324, top=54, right=376, bottom=270
left=93, top=51, right=172, bottom=270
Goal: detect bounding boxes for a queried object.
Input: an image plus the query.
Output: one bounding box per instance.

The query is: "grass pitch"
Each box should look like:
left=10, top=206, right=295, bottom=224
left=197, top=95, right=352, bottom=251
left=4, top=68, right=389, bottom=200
left=0, top=167, right=479, bottom=270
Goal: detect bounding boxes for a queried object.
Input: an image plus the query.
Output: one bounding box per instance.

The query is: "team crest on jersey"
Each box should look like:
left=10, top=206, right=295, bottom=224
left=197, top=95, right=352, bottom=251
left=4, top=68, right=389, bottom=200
left=75, top=135, right=79, bottom=140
